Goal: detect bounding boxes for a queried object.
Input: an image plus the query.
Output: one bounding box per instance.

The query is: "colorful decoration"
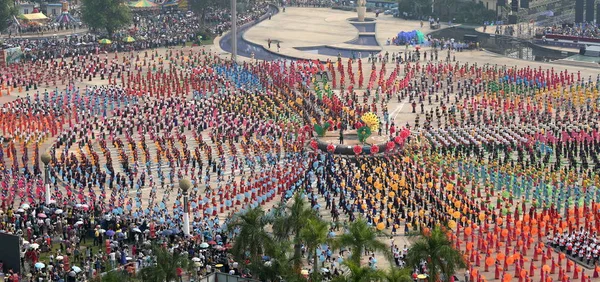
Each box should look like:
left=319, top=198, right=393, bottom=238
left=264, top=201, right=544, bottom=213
left=357, top=126, right=372, bottom=144
left=361, top=112, right=379, bottom=132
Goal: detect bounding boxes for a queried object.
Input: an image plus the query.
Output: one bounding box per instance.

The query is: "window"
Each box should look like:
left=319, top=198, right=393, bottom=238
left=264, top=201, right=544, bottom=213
left=52, top=9, right=57, bottom=15
left=24, top=8, right=29, bottom=14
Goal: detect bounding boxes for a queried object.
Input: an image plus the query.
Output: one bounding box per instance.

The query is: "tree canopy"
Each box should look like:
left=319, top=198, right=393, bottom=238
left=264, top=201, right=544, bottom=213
left=80, top=0, right=132, bottom=37
left=0, top=0, right=18, bottom=32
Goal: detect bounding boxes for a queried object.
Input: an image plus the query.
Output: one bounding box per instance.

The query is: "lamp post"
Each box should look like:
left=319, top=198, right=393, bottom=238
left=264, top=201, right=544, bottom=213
left=41, top=152, right=52, bottom=205
left=231, top=0, right=237, bottom=61
left=180, top=178, right=191, bottom=237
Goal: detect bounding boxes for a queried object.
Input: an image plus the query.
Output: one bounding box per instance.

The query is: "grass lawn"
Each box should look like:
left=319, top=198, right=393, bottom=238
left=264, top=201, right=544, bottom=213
left=38, top=238, right=101, bottom=265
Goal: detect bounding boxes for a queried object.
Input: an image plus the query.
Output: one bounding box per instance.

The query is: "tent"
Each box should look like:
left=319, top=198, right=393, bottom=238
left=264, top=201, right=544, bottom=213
left=129, top=0, right=158, bottom=8
left=55, top=12, right=78, bottom=24
left=395, top=30, right=426, bottom=45
left=20, top=13, right=48, bottom=21
left=162, top=0, right=179, bottom=7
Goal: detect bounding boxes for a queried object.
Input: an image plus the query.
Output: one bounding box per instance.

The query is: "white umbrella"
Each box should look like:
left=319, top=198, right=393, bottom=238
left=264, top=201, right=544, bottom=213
left=55, top=209, right=63, bottom=215
left=132, top=228, right=141, bottom=233
left=71, top=266, right=82, bottom=273
left=194, top=262, right=202, bottom=267
left=199, top=242, right=209, bottom=248
left=56, top=256, right=64, bottom=261
left=29, top=243, right=40, bottom=249
left=75, top=221, right=84, bottom=226
left=21, top=204, right=30, bottom=209
left=126, top=257, right=133, bottom=261
left=192, top=257, right=201, bottom=262
left=16, top=208, right=24, bottom=213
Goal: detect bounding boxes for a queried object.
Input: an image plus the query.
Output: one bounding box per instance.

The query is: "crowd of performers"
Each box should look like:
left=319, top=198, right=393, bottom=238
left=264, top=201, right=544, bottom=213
left=0, top=43, right=600, bottom=281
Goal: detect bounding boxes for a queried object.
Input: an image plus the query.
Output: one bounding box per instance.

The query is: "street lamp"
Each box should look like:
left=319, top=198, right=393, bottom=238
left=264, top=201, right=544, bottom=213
left=231, top=0, right=237, bottom=61
left=179, top=178, right=191, bottom=237
left=40, top=152, right=52, bottom=205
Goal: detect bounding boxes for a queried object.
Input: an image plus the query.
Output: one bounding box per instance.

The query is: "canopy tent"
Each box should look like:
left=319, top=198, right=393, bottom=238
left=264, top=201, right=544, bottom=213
left=55, top=12, right=78, bottom=24
left=162, top=0, right=179, bottom=7
left=20, top=13, right=49, bottom=21
left=129, top=0, right=158, bottom=8
left=395, top=30, right=426, bottom=45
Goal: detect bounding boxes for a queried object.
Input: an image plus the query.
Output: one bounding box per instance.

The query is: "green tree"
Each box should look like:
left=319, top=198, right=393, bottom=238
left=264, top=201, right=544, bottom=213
left=190, top=0, right=227, bottom=26
left=247, top=240, right=305, bottom=282
left=381, top=267, right=414, bottom=282
left=331, top=261, right=383, bottom=282
left=272, top=193, right=316, bottom=272
left=332, top=218, right=391, bottom=266
left=405, top=227, right=466, bottom=282
left=0, top=0, right=18, bottom=32
left=80, top=0, right=131, bottom=38
left=138, top=246, right=193, bottom=282
left=397, top=0, right=432, bottom=18
left=300, top=217, right=331, bottom=281
left=228, top=207, right=274, bottom=263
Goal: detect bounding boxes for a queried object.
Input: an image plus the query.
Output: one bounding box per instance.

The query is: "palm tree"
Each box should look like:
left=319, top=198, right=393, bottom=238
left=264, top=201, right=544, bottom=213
left=272, top=193, right=316, bottom=271
left=138, top=246, right=193, bottom=282
left=248, top=240, right=305, bottom=282
left=300, top=217, right=331, bottom=281
left=228, top=207, right=274, bottom=263
left=331, top=261, right=383, bottom=282
left=381, top=267, right=414, bottom=282
left=405, top=226, right=466, bottom=282
left=332, top=218, right=391, bottom=266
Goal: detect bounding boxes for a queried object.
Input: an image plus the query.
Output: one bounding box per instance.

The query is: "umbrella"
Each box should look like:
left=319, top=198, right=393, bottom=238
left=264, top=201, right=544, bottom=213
left=215, top=264, right=224, bottom=268
left=192, top=257, right=201, bottom=262
left=199, top=242, right=209, bottom=248
left=55, top=209, right=63, bottom=214
left=75, top=221, right=84, bottom=226
left=208, top=240, right=217, bottom=245
left=132, top=228, right=141, bottom=233
left=262, top=255, right=270, bottom=261
left=34, top=262, right=45, bottom=269
left=71, top=266, right=82, bottom=273
left=21, top=204, right=30, bottom=209
left=37, top=213, right=47, bottom=218
left=56, top=256, right=64, bottom=261
left=105, top=230, right=115, bottom=237
left=194, top=262, right=202, bottom=267
left=29, top=243, right=40, bottom=249
left=16, top=209, right=24, bottom=213
left=99, top=229, right=106, bottom=233
left=98, top=39, right=112, bottom=44
left=321, top=268, right=330, bottom=273
left=123, top=36, right=136, bottom=43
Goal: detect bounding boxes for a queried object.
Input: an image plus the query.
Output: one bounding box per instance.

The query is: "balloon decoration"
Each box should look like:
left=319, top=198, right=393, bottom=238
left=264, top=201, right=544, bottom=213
left=370, top=144, right=379, bottom=155
left=353, top=145, right=363, bottom=155
left=327, top=143, right=336, bottom=153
